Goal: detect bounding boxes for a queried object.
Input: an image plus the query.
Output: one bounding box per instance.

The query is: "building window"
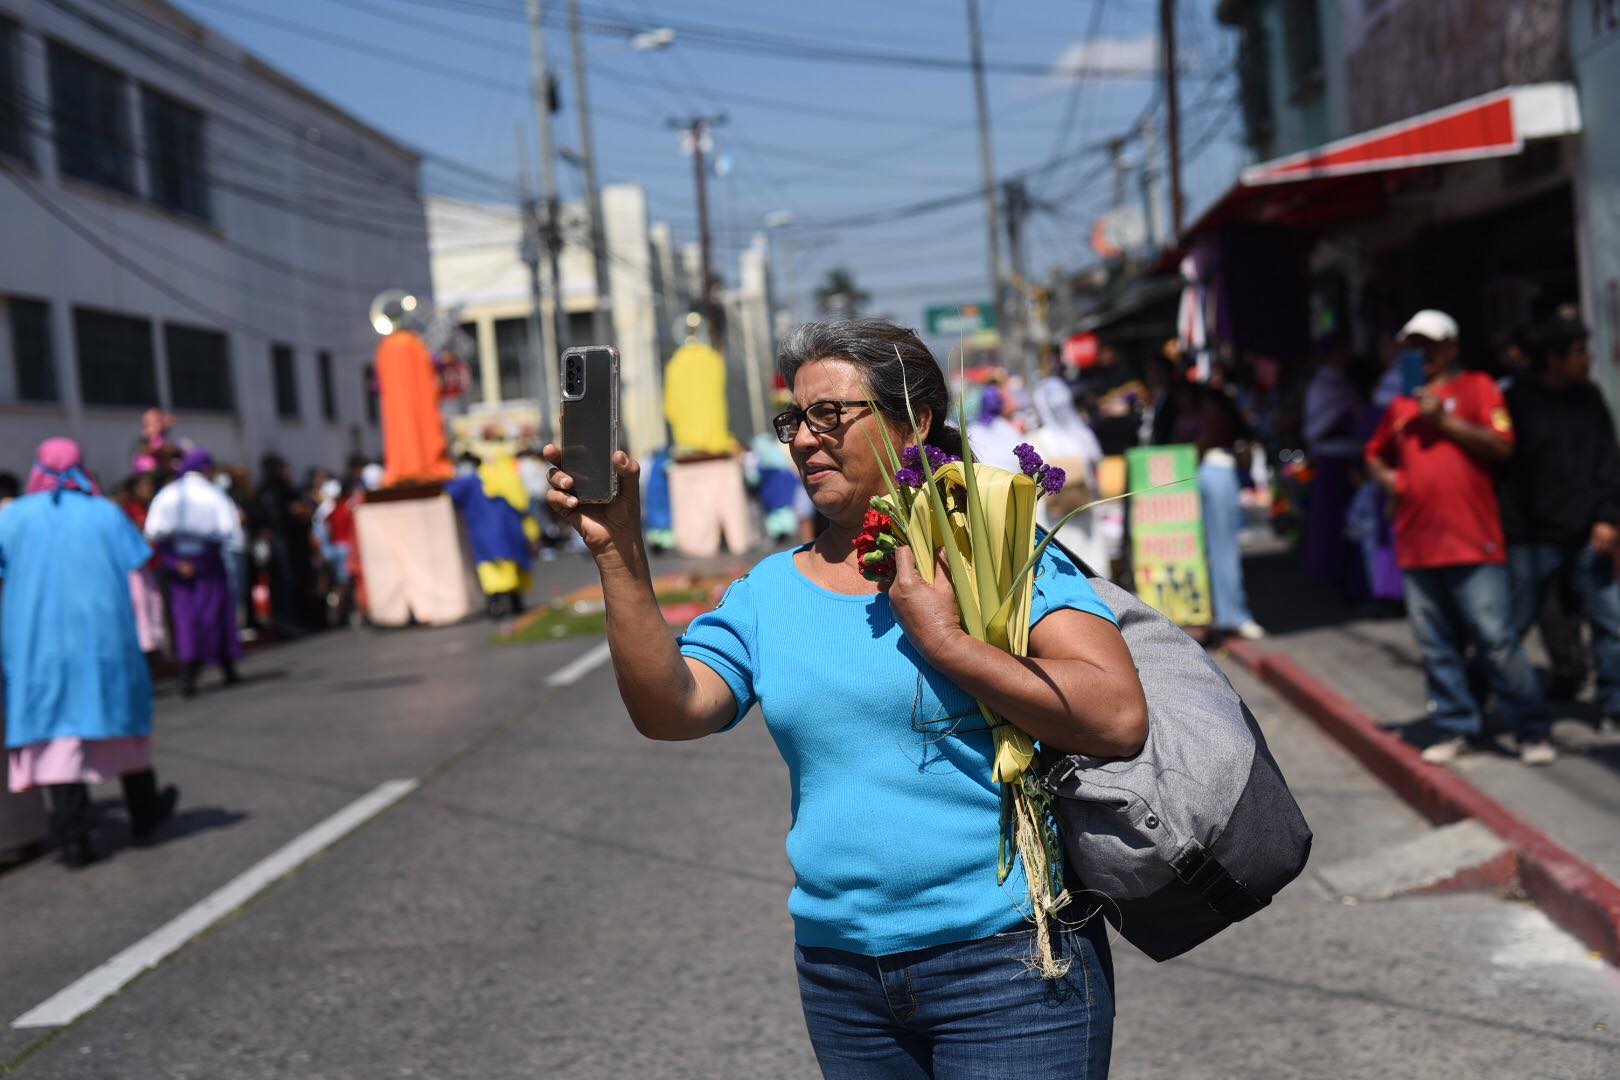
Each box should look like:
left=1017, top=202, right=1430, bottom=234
left=48, top=41, right=134, bottom=194
left=9, top=297, right=57, bottom=402
left=1281, top=0, right=1324, bottom=102
left=364, top=363, right=378, bottom=424
left=142, top=89, right=209, bottom=221
left=0, top=19, right=28, bottom=164
left=317, top=349, right=336, bottom=420
left=1237, top=16, right=1275, bottom=153
left=272, top=343, right=299, bottom=420
left=494, top=317, right=532, bottom=401
left=165, top=324, right=232, bottom=411
left=74, top=308, right=155, bottom=407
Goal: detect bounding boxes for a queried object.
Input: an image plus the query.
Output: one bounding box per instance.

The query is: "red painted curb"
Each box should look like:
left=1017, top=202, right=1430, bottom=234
left=1224, top=638, right=1620, bottom=965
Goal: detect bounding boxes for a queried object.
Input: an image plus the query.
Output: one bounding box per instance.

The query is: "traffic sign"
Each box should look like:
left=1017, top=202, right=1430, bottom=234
left=1064, top=332, right=1100, bottom=370
left=924, top=302, right=997, bottom=337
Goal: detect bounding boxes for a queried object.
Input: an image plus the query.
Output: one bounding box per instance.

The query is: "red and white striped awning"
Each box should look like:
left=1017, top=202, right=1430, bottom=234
left=1240, top=83, right=1582, bottom=187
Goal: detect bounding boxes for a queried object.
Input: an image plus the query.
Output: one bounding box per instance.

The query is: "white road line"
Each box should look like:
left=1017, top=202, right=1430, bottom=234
left=13, top=778, right=420, bottom=1030
left=546, top=640, right=613, bottom=687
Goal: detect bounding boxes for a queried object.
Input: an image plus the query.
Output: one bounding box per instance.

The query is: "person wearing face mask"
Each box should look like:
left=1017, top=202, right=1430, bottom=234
left=1365, top=310, right=1550, bottom=766
left=1500, top=314, right=1620, bottom=732
left=544, top=319, right=1146, bottom=1078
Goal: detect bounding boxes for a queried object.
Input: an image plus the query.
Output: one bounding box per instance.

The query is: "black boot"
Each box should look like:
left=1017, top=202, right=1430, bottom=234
left=222, top=658, right=242, bottom=687
left=123, top=769, right=179, bottom=842
left=180, top=661, right=201, bottom=698
left=45, top=783, right=98, bottom=868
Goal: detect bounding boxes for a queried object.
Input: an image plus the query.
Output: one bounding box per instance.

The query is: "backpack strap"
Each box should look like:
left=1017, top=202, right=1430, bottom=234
left=1169, top=839, right=1267, bottom=921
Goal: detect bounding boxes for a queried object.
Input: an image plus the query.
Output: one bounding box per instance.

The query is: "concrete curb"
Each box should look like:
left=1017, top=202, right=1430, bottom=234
left=1224, top=638, right=1620, bottom=965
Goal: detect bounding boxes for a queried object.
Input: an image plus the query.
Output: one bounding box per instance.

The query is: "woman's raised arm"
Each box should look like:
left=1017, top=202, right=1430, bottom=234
left=542, top=447, right=736, bottom=740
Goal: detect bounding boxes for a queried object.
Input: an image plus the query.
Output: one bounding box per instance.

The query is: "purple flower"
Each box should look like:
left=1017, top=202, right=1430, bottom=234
left=1040, top=465, right=1066, bottom=496
left=902, top=444, right=957, bottom=474
left=893, top=467, right=923, bottom=488
left=1013, top=443, right=1044, bottom=477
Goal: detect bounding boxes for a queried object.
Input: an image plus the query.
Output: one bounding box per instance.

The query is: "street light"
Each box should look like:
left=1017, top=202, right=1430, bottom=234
left=763, top=211, right=797, bottom=328
left=630, top=27, right=676, bottom=52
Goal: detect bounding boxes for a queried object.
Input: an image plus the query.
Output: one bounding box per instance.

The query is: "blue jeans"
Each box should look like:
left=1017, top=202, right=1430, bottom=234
left=1509, top=542, right=1620, bottom=716
left=1199, top=459, right=1254, bottom=630
left=795, top=918, right=1114, bottom=1079
left=1403, top=564, right=1547, bottom=739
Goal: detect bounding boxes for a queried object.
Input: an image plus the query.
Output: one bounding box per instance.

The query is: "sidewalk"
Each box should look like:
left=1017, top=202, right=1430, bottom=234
left=1227, top=539, right=1620, bottom=954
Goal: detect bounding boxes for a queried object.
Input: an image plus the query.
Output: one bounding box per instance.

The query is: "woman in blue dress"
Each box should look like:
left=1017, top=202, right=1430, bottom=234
left=543, top=321, right=1147, bottom=1078
left=0, top=438, right=179, bottom=867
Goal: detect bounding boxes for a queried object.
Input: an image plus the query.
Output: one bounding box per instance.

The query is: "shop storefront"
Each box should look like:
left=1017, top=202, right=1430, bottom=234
left=1174, top=84, right=1585, bottom=382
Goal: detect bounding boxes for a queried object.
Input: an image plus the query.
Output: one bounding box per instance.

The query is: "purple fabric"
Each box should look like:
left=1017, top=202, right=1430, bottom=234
left=158, top=541, right=241, bottom=665
left=179, top=447, right=214, bottom=475
left=1303, top=454, right=1359, bottom=593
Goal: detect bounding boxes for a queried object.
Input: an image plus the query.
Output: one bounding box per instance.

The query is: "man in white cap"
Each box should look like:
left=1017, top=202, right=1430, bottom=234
left=1365, top=310, right=1552, bottom=766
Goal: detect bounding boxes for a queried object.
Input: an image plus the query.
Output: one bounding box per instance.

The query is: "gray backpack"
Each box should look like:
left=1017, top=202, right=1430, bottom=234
left=1040, top=548, right=1312, bottom=961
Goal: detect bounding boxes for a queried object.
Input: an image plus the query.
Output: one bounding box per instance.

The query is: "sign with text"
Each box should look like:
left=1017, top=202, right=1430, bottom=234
left=924, top=302, right=996, bottom=337
left=1127, top=444, right=1210, bottom=627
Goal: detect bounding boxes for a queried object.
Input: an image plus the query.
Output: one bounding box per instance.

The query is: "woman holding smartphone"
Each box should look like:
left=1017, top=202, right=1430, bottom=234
left=544, top=320, right=1146, bottom=1079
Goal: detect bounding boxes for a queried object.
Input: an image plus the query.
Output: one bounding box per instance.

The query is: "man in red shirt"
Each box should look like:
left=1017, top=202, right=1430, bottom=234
left=1365, top=310, right=1551, bottom=765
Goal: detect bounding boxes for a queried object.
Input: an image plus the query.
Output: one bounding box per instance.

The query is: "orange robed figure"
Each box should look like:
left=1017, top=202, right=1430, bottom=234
left=376, top=330, right=453, bottom=487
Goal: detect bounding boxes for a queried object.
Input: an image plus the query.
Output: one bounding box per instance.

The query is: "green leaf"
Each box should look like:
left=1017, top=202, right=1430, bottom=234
left=954, top=388, right=1002, bottom=627
left=897, top=349, right=983, bottom=637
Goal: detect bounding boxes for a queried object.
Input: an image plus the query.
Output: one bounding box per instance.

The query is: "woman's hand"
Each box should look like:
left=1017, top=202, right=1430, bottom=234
left=541, top=446, right=643, bottom=559
left=886, top=545, right=965, bottom=663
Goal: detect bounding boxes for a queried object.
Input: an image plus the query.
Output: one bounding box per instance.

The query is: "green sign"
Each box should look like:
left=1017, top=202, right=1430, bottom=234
left=924, top=301, right=997, bottom=337
left=1126, top=444, right=1210, bottom=627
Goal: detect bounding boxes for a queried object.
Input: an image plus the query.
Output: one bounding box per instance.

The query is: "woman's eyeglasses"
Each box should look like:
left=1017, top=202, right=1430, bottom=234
left=772, top=400, right=871, bottom=443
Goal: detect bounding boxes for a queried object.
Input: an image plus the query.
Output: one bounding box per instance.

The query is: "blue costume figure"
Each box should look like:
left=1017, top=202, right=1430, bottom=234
left=0, top=438, right=178, bottom=867
left=446, top=453, right=538, bottom=618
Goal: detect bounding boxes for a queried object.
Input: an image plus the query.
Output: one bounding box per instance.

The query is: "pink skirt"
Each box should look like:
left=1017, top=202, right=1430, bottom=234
left=130, top=569, right=168, bottom=654
left=7, top=737, right=153, bottom=793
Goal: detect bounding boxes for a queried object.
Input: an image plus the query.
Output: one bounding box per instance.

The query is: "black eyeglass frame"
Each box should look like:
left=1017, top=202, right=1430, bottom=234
left=772, top=399, right=873, bottom=443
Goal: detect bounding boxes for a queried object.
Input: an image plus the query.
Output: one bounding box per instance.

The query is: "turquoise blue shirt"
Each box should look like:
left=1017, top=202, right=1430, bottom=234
left=0, top=491, right=155, bottom=749
left=678, top=541, right=1117, bottom=956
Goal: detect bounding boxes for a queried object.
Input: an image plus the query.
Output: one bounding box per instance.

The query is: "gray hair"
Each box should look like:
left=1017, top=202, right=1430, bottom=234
left=777, top=319, right=963, bottom=455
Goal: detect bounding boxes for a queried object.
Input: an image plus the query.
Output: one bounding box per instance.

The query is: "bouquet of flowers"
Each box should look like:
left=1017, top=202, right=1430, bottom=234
left=859, top=376, right=1101, bottom=978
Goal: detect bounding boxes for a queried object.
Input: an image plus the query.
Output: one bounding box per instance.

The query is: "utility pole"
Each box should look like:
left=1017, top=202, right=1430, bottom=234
left=1002, top=178, right=1034, bottom=385
left=526, top=0, right=565, bottom=437
left=517, top=133, right=553, bottom=443
left=965, top=0, right=1004, bottom=366
left=568, top=0, right=614, bottom=350
left=1160, top=0, right=1185, bottom=238
left=1139, top=113, right=1166, bottom=250
left=668, top=113, right=728, bottom=340
left=1109, top=136, right=1130, bottom=208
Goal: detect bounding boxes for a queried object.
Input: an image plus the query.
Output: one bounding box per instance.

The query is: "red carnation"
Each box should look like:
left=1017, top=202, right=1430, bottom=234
left=855, top=510, right=897, bottom=583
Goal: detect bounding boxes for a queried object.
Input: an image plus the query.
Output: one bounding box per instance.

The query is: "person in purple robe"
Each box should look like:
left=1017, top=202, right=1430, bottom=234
left=144, top=448, right=245, bottom=697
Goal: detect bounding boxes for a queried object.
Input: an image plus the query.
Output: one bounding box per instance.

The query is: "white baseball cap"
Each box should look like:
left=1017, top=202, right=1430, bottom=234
left=1398, top=309, right=1459, bottom=343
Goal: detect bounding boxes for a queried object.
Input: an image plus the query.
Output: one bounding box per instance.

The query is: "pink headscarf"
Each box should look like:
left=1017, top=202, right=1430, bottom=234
left=25, top=437, right=101, bottom=498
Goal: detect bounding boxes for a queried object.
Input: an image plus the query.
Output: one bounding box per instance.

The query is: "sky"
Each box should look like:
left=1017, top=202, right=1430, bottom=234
left=168, top=0, right=1248, bottom=328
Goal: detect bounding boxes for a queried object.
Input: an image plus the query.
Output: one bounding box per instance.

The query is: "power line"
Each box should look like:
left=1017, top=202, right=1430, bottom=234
left=1048, top=0, right=1111, bottom=163
left=395, top=0, right=1184, bottom=79
left=60, top=0, right=519, bottom=201
left=0, top=159, right=342, bottom=345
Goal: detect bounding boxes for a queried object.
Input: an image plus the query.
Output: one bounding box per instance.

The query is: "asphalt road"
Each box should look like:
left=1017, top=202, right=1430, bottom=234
left=3, top=564, right=1618, bottom=1078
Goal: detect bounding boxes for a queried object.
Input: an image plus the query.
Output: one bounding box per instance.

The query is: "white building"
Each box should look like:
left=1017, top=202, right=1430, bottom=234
left=429, top=186, right=778, bottom=458
left=0, top=0, right=431, bottom=484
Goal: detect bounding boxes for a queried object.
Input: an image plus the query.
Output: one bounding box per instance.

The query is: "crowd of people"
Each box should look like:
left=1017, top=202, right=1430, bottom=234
left=0, top=413, right=390, bottom=867
left=1303, top=308, right=1620, bottom=767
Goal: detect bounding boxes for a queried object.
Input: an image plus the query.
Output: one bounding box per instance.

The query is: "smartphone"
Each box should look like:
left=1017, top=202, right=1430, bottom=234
left=1399, top=348, right=1427, bottom=396
left=559, top=346, right=620, bottom=503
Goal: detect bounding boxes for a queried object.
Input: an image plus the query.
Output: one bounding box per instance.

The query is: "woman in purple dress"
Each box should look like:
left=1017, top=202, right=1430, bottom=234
left=144, top=449, right=245, bottom=697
